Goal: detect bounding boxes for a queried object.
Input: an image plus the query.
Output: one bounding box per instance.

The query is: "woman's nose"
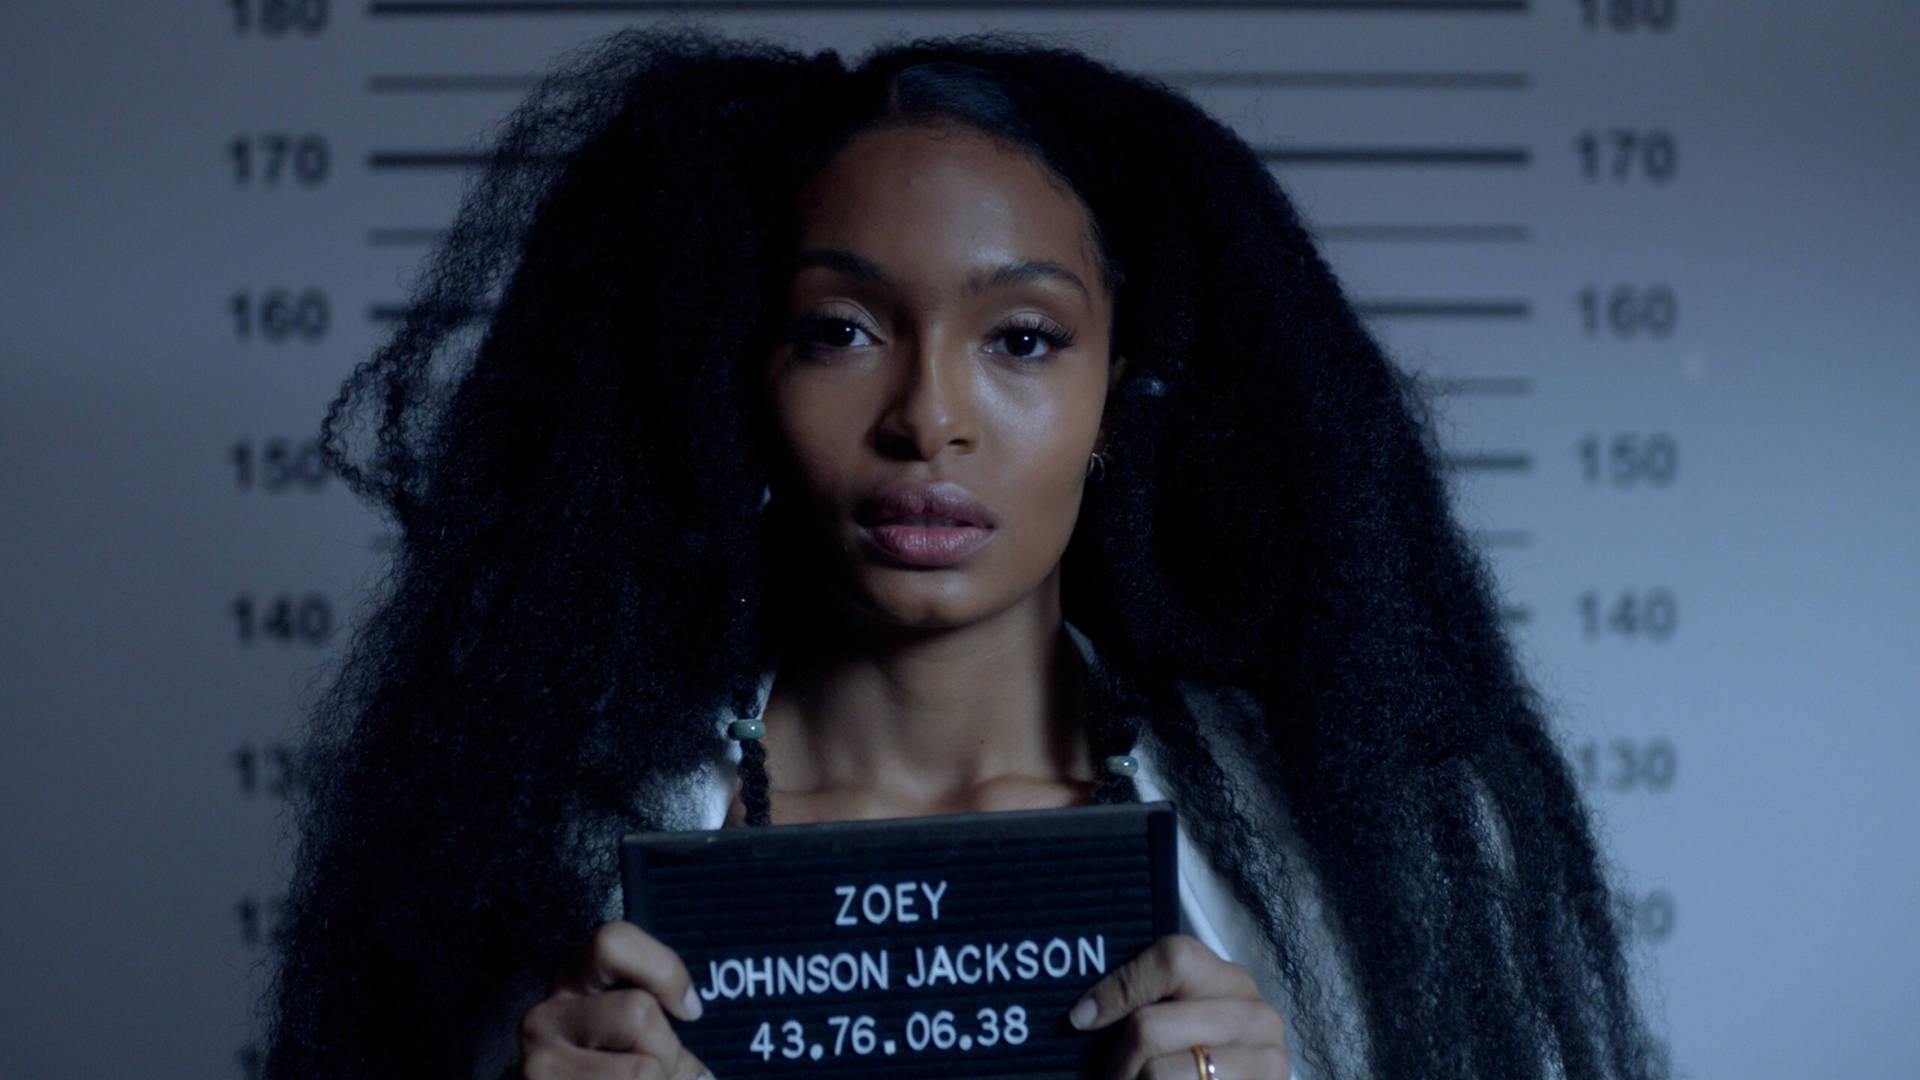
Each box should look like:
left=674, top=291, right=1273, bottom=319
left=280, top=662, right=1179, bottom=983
left=875, top=336, right=978, bottom=461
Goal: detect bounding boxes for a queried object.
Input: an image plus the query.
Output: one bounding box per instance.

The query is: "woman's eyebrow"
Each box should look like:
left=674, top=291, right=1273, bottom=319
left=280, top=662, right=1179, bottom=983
left=790, top=248, right=1090, bottom=301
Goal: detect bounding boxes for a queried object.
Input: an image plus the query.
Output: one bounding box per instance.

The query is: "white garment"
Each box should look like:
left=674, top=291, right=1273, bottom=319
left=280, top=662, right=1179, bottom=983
left=674, top=621, right=1305, bottom=1080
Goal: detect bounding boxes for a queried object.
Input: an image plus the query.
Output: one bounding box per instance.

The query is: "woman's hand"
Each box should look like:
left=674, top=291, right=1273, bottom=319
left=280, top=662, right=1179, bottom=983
left=517, top=921, right=713, bottom=1080
left=1069, top=934, right=1290, bottom=1080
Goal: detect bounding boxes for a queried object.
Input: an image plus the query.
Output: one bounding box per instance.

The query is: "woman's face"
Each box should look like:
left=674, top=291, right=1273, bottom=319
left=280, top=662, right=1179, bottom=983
left=763, top=119, right=1121, bottom=633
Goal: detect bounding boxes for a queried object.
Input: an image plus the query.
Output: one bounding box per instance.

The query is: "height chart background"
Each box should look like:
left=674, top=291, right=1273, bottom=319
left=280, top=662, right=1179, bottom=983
left=2, top=2, right=1915, bottom=1077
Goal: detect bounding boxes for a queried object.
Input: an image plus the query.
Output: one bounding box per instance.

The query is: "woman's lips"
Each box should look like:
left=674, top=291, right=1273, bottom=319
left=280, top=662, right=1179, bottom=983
left=856, top=481, right=995, bottom=529
left=854, top=481, right=997, bottom=567
left=859, top=520, right=994, bottom=568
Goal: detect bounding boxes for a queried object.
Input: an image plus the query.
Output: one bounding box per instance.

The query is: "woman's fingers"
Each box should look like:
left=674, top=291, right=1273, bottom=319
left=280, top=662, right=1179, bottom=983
left=551, top=988, right=680, bottom=1053
left=1097, top=998, right=1288, bottom=1080
left=520, top=990, right=713, bottom=1080
left=1070, top=934, right=1259, bottom=1031
left=553, top=921, right=704, bottom=1023
left=521, top=922, right=713, bottom=1079
left=1068, top=936, right=1288, bottom=1080
left=1135, top=1042, right=1293, bottom=1080
left=520, top=1036, right=711, bottom=1080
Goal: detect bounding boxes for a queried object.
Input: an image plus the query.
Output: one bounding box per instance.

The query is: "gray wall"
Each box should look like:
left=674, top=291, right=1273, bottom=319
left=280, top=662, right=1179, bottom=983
left=3, top=2, right=1915, bottom=1076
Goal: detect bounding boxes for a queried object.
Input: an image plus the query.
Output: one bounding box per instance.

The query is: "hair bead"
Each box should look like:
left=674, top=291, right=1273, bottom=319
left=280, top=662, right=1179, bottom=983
left=1102, top=754, right=1139, bottom=777
left=729, top=716, right=766, bottom=741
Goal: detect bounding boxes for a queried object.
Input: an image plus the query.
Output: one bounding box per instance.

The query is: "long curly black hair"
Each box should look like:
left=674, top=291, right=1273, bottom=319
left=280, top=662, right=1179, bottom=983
left=263, top=23, right=1661, bottom=1080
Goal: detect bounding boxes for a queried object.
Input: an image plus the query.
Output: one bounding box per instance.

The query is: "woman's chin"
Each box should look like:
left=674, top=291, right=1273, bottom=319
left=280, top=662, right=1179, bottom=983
left=862, top=593, right=989, bottom=634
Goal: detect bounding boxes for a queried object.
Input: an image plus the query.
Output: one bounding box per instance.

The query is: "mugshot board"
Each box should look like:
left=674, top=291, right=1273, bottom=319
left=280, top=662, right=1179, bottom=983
left=1, top=3, right=1916, bottom=1078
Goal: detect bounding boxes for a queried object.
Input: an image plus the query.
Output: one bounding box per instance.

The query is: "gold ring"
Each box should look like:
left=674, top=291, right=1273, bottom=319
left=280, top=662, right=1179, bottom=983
left=1192, top=1043, right=1217, bottom=1080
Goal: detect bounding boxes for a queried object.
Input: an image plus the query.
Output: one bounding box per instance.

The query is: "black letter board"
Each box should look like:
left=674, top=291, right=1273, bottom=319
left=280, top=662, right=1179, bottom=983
left=621, top=801, right=1177, bottom=1079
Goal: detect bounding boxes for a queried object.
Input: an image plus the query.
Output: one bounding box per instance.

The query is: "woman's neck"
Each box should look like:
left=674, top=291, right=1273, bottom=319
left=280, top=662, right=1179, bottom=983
left=755, top=593, right=1097, bottom=822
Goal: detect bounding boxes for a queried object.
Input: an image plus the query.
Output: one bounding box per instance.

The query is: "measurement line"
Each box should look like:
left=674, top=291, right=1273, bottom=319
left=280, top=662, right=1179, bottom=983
left=1261, top=145, right=1530, bottom=167
left=368, top=74, right=543, bottom=92
left=370, top=0, right=1530, bottom=14
left=369, top=227, right=448, bottom=246
left=371, top=223, right=1531, bottom=248
left=1429, top=376, right=1534, bottom=396
left=1316, top=224, right=1531, bottom=243
left=371, top=300, right=1527, bottom=324
left=367, top=70, right=1530, bottom=93
left=1162, top=70, right=1528, bottom=90
left=1357, top=300, right=1531, bottom=320
left=1470, top=529, right=1534, bottom=549
left=1444, top=451, right=1533, bottom=473
left=372, top=146, right=1532, bottom=172
left=368, top=303, right=492, bottom=322
left=368, top=151, right=500, bottom=169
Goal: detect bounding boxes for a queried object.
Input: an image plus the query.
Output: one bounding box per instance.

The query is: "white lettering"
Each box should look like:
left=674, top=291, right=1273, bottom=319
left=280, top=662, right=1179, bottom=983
left=984, top=941, right=1011, bottom=982
left=1043, top=938, right=1072, bottom=978
left=704, top=950, right=895, bottom=1000
left=715, top=958, right=745, bottom=999
left=697, top=933, right=1103, bottom=1002
left=832, top=880, right=949, bottom=924
left=925, top=945, right=956, bottom=986
left=1078, top=935, right=1106, bottom=975
left=830, top=952, right=859, bottom=992
left=1014, top=940, right=1040, bottom=980
left=860, top=949, right=889, bottom=989
left=955, top=943, right=982, bottom=984
left=744, top=955, right=774, bottom=997
left=861, top=884, right=890, bottom=924
left=776, top=955, right=804, bottom=996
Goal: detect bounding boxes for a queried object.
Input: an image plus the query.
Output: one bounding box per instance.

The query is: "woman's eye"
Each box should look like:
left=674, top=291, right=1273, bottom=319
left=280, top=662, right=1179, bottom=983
left=789, top=316, right=875, bottom=354
left=990, top=319, right=1076, bottom=361
left=787, top=314, right=1075, bottom=360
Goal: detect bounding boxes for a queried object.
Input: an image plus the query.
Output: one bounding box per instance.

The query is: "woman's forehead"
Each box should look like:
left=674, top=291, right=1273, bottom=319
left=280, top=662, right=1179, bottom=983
left=788, top=122, right=1105, bottom=299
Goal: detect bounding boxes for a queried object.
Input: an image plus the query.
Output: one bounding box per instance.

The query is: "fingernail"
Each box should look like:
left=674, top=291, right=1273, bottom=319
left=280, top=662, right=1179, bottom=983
left=1068, top=996, right=1097, bottom=1030
left=682, top=986, right=704, bottom=1021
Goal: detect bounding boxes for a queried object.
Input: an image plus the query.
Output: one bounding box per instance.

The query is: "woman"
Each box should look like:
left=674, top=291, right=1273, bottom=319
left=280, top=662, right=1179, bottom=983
left=264, top=24, right=1661, bottom=1080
